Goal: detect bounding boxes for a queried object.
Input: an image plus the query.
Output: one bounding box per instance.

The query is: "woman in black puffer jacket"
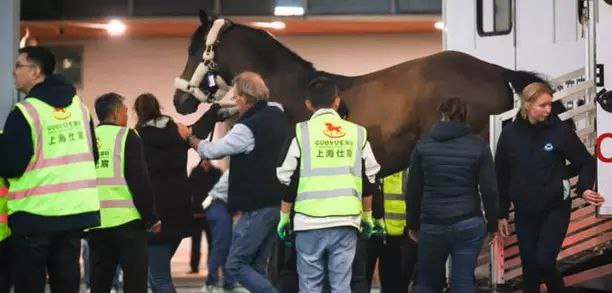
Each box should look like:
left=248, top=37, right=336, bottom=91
left=134, top=93, right=192, bottom=293
left=495, top=82, right=604, bottom=293
left=406, top=97, right=499, bottom=293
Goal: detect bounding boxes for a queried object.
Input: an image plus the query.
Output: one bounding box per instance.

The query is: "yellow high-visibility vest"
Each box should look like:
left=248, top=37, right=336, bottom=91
left=94, top=125, right=141, bottom=229
left=294, top=112, right=365, bottom=217
left=7, top=95, right=99, bottom=217
left=0, top=178, right=10, bottom=241
left=382, top=170, right=408, bottom=236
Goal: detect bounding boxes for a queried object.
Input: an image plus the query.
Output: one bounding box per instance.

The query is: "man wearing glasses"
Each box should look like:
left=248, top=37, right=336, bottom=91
left=0, top=46, right=100, bottom=293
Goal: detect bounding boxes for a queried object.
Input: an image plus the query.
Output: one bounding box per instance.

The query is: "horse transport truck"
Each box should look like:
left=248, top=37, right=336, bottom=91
left=444, top=0, right=612, bottom=290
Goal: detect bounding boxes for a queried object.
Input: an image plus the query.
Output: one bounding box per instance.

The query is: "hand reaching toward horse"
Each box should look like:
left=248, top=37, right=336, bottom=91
left=176, top=122, right=192, bottom=140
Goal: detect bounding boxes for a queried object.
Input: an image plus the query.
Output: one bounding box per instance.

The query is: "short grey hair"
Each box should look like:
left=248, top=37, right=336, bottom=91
left=233, top=71, right=270, bottom=104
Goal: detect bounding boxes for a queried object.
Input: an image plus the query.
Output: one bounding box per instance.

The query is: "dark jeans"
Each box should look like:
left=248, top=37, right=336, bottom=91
left=87, top=222, right=148, bottom=293
left=366, top=235, right=418, bottom=292
left=226, top=206, right=279, bottom=293
left=148, top=240, right=181, bottom=293
left=350, top=234, right=369, bottom=293
left=0, top=239, right=11, bottom=293
left=190, top=214, right=211, bottom=273
left=415, top=216, right=485, bottom=293
left=206, top=200, right=236, bottom=288
left=11, top=230, right=81, bottom=293
left=515, top=201, right=571, bottom=293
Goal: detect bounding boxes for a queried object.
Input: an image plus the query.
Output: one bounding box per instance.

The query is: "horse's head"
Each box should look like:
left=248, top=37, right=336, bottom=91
left=174, top=10, right=317, bottom=121
left=174, top=10, right=235, bottom=114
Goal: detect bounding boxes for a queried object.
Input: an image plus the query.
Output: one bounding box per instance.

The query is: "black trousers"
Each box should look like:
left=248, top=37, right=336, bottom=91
left=11, top=230, right=81, bottom=293
left=366, top=234, right=418, bottom=292
left=87, top=222, right=148, bottom=293
left=351, top=235, right=370, bottom=292
left=515, top=201, right=571, bottom=293
left=190, top=216, right=211, bottom=273
left=0, top=239, right=11, bottom=293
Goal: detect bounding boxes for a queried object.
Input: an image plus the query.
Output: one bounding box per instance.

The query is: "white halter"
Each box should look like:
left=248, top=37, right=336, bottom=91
left=174, top=19, right=232, bottom=103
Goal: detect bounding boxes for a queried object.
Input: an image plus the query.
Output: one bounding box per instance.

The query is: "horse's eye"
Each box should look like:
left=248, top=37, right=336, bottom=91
left=188, top=48, right=195, bottom=56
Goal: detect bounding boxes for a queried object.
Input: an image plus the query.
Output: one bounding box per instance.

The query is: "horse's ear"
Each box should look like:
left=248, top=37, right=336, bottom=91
left=199, top=9, right=216, bottom=27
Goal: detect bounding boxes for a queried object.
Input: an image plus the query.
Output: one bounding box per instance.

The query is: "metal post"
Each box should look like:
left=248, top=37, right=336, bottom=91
left=489, top=113, right=505, bottom=288
left=0, top=0, right=20, bottom=129
left=585, top=0, right=597, bottom=91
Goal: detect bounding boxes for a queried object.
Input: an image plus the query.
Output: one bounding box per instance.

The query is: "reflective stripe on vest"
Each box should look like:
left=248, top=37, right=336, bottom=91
left=294, top=113, right=365, bottom=217
left=7, top=96, right=100, bottom=217
left=94, top=125, right=141, bottom=229
left=383, top=170, right=408, bottom=236
left=0, top=179, right=10, bottom=241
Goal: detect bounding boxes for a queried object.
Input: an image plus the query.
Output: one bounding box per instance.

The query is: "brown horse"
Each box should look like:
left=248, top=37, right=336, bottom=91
left=174, top=10, right=553, bottom=177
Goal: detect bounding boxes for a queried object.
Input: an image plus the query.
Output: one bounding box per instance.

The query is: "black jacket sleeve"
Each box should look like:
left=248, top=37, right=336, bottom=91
left=89, top=117, right=99, bottom=164
left=494, top=130, right=512, bottom=219
left=478, top=143, right=499, bottom=233
left=277, top=135, right=300, bottom=203
left=0, top=109, right=33, bottom=178
left=124, top=130, right=158, bottom=227
left=560, top=125, right=596, bottom=196
left=406, top=145, right=424, bottom=230
left=370, top=178, right=383, bottom=219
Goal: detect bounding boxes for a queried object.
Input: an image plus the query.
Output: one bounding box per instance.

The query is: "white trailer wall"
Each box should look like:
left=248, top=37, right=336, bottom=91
left=0, top=0, right=20, bottom=129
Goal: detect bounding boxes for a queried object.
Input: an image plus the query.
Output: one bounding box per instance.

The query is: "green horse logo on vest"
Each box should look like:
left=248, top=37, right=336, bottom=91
left=324, top=122, right=346, bottom=138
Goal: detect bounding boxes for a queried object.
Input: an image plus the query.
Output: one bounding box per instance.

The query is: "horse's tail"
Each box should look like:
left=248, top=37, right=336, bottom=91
left=502, top=69, right=551, bottom=95
left=501, top=69, right=575, bottom=129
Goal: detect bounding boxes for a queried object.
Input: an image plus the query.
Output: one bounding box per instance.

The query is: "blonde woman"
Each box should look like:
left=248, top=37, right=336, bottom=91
left=495, top=82, right=604, bottom=292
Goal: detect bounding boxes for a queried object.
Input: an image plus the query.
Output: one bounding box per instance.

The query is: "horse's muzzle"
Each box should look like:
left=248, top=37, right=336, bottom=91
left=173, top=90, right=201, bottom=115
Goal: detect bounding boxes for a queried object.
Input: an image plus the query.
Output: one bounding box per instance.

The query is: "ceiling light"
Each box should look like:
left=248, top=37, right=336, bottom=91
left=106, top=19, right=126, bottom=36
left=274, top=6, right=305, bottom=16
left=434, top=21, right=445, bottom=31
left=252, top=21, right=286, bottom=30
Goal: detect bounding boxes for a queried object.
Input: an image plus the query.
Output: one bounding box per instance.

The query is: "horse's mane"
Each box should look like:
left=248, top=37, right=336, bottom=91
left=232, top=24, right=316, bottom=70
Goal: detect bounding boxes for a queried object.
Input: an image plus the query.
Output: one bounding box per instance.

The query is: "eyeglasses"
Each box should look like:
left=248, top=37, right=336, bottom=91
left=14, top=62, right=36, bottom=69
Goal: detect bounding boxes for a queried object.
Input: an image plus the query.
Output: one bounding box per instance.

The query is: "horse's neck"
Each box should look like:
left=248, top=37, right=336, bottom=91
left=318, top=72, right=355, bottom=91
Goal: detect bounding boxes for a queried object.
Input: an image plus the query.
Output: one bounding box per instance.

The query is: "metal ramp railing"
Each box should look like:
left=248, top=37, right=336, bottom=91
left=479, top=68, right=612, bottom=289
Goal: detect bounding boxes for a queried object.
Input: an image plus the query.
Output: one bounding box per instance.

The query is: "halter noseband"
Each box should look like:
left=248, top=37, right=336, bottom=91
left=174, top=18, right=232, bottom=104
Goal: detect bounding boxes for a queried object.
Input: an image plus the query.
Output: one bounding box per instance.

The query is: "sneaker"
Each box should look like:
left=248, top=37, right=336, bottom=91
left=110, top=288, right=118, bottom=293
left=201, top=285, right=220, bottom=293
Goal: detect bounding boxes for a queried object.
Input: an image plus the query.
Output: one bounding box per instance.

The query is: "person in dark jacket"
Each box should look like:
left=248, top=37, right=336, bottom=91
left=189, top=71, right=290, bottom=293
left=407, top=97, right=499, bottom=293
left=134, top=93, right=193, bottom=293
left=89, top=92, right=160, bottom=293
left=187, top=160, right=221, bottom=274
left=0, top=46, right=100, bottom=293
left=495, top=82, right=604, bottom=293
